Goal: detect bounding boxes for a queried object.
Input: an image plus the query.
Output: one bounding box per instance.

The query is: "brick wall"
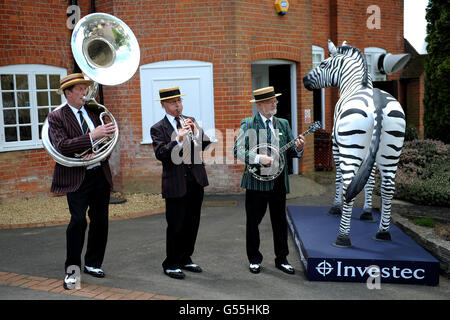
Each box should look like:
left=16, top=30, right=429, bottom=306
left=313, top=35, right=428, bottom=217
left=0, top=0, right=405, bottom=199
left=404, top=74, right=425, bottom=138
left=0, top=0, right=73, bottom=200
left=102, top=0, right=315, bottom=194
left=312, top=0, right=404, bottom=127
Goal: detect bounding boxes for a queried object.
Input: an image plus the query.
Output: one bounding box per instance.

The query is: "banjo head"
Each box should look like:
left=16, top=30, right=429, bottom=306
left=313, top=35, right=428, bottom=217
left=248, top=143, right=285, bottom=181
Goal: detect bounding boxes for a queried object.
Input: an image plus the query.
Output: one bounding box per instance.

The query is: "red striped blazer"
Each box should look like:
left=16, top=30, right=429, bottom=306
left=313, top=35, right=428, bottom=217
left=47, top=104, right=113, bottom=193
left=150, top=115, right=210, bottom=198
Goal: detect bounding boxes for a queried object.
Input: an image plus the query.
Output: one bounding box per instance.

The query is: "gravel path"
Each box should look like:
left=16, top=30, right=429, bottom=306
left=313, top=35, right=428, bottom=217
left=0, top=193, right=165, bottom=227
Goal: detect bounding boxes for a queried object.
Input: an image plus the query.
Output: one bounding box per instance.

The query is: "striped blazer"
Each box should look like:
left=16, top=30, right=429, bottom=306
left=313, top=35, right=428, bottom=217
left=233, top=114, right=302, bottom=194
left=47, top=104, right=113, bottom=194
left=151, top=115, right=211, bottom=198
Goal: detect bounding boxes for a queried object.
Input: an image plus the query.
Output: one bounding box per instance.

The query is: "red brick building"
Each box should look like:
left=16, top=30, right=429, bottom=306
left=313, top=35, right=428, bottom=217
left=0, top=0, right=409, bottom=200
left=400, top=39, right=426, bottom=139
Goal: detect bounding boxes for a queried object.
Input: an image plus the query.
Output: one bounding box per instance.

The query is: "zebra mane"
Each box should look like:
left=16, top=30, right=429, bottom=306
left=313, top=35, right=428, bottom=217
left=336, top=45, right=370, bottom=87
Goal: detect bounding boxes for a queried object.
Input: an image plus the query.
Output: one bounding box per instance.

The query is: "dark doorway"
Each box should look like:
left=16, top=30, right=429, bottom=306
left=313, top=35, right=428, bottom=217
left=269, top=65, right=291, bottom=124
left=269, top=64, right=293, bottom=174
left=313, top=89, right=322, bottom=123
left=373, top=80, right=398, bottom=99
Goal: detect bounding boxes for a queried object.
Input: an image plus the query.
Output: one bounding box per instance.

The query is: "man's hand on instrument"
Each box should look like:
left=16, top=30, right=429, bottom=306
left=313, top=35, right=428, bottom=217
left=82, top=153, right=95, bottom=160
left=90, top=123, right=116, bottom=140
left=259, top=154, right=274, bottom=166
left=177, top=126, right=191, bottom=142
left=183, top=118, right=198, bottom=135
left=295, top=135, right=305, bottom=151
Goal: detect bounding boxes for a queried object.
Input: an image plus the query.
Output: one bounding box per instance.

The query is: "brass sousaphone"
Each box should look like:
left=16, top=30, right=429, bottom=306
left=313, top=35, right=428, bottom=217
left=41, top=13, right=140, bottom=167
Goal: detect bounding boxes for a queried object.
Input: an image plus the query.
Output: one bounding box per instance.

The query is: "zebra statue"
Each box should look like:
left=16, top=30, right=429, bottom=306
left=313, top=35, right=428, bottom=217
left=330, top=42, right=378, bottom=221
left=303, top=40, right=406, bottom=248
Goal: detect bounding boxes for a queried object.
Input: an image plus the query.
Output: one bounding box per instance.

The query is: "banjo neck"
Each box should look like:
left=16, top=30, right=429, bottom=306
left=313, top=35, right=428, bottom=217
left=278, top=121, right=321, bottom=154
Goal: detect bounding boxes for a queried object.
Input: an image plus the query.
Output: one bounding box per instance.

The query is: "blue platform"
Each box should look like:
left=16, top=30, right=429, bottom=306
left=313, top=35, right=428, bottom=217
left=286, top=206, right=440, bottom=286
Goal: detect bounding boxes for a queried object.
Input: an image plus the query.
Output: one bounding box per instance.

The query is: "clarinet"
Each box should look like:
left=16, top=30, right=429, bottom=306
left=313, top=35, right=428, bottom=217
left=176, top=108, right=199, bottom=145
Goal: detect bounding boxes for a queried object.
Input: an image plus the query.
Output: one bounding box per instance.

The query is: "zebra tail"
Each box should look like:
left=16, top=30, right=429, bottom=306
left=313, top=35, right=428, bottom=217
left=345, top=88, right=383, bottom=202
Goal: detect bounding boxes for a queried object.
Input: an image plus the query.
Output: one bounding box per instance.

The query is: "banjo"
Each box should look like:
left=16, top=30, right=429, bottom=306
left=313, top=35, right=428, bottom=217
left=247, top=121, right=321, bottom=181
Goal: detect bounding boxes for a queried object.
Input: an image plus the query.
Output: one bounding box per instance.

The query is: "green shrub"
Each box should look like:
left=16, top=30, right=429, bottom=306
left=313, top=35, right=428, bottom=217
left=423, top=0, right=450, bottom=143
left=413, top=217, right=435, bottom=228
left=393, top=140, right=450, bottom=207
left=405, top=126, right=419, bottom=142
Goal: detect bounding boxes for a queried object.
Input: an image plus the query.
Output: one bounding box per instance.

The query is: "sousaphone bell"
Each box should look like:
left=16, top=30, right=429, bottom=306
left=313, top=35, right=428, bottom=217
left=41, top=13, right=140, bottom=167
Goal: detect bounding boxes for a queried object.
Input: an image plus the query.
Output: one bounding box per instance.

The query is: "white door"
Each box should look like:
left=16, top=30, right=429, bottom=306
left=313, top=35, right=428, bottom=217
left=140, top=60, right=215, bottom=143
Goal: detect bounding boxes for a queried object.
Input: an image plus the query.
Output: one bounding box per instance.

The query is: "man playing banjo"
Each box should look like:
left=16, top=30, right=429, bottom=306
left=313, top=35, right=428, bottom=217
left=233, top=86, right=305, bottom=275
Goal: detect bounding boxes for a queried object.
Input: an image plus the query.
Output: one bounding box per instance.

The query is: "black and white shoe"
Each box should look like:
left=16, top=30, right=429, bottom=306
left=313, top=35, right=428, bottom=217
left=164, top=268, right=185, bottom=279
left=84, top=266, right=105, bottom=278
left=181, top=263, right=202, bottom=273
left=249, top=263, right=261, bottom=274
left=275, top=263, right=295, bottom=275
left=63, top=271, right=78, bottom=290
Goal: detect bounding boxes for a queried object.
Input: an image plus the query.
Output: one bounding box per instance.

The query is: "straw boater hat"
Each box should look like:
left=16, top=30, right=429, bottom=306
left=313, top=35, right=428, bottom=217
left=249, top=86, right=281, bottom=103
left=57, top=73, right=93, bottom=95
left=156, top=86, right=186, bottom=101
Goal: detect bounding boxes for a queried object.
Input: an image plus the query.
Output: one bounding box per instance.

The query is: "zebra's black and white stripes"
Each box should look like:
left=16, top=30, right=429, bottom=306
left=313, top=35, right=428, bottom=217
left=303, top=40, right=405, bottom=247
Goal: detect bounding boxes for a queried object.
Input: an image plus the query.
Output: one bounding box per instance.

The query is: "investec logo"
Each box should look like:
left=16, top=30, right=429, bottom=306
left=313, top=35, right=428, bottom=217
left=314, top=260, right=426, bottom=280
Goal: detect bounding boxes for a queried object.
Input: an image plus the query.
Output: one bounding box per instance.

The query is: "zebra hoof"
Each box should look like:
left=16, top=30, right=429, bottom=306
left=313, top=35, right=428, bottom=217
left=374, top=231, right=392, bottom=242
left=328, top=206, right=342, bottom=217
left=360, top=211, right=376, bottom=222
left=332, top=236, right=352, bottom=248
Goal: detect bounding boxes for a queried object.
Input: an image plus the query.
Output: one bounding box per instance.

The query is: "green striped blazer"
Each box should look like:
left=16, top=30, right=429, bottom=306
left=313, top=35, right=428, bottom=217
left=233, top=114, right=303, bottom=193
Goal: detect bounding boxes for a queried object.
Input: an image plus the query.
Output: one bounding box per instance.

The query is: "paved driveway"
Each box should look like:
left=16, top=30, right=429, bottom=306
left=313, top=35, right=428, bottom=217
left=1, top=186, right=449, bottom=301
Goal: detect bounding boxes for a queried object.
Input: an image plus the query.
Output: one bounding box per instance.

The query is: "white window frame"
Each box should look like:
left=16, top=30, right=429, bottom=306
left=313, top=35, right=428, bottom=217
left=312, top=45, right=325, bottom=129
left=139, top=60, right=215, bottom=144
left=364, top=47, right=387, bottom=82
left=0, top=64, right=67, bottom=152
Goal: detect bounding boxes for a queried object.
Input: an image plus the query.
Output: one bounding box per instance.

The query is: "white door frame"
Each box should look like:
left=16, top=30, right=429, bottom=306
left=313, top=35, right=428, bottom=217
left=312, top=46, right=326, bottom=129
left=251, top=59, right=298, bottom=175
left=139, top=60, right=215, bottom=144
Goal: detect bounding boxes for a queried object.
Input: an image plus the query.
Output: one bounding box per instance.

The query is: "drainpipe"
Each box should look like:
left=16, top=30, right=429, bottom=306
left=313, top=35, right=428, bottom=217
left=90, top=0, right=104, bottom=105
left=69, top=0, right=82, bottom=73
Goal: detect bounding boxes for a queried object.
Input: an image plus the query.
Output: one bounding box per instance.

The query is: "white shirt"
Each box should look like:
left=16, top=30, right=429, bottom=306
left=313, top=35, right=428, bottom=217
left=255, top=112, right=303, bottom=164
left=165, top=113, right=179, bottom=133
left=68, top=104, right=95, bottom=141
left=258, top=112, right=276, bottom=136
left=68, top=104, right=100, bottom=169
left=165, top=113, right=200, bottom=146
left=254, top=112, right=276, bottom=164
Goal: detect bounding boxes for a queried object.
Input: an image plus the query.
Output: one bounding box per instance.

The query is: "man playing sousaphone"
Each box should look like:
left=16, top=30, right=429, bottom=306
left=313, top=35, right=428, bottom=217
left=47, top=73, right=115, bottom=289
left=234, top=86, right=305, bottom=275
